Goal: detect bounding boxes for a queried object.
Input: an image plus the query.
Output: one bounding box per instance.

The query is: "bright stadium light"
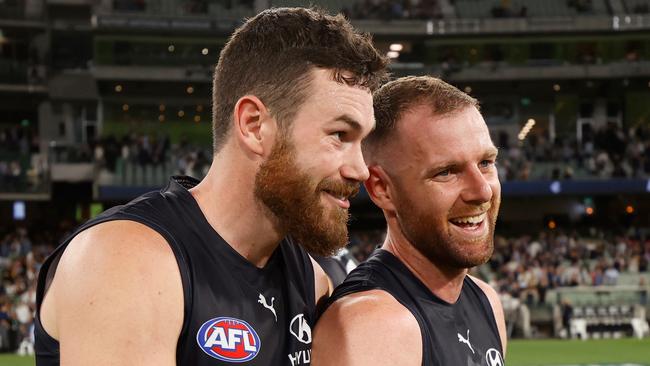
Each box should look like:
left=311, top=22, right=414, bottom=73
left=168, top=44, right=175, bottom=52
left=387, top=51, right=399, bottom=59
left=202, top=48, right=209, bottom=55
left=389, top=43, right=403, bottom=52
left=518, top=119, right=536, bottom=140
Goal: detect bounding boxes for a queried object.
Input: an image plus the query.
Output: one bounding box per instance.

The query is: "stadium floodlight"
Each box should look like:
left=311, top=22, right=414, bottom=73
left=202, top=48, right=209, bottom=55
left=13, top=201, right=25, bottom=221
left=389, top=43, right=403, bottom=52
left=387, top=51, right=399, bottom=59
left=549, top=181, right=561, bottom=194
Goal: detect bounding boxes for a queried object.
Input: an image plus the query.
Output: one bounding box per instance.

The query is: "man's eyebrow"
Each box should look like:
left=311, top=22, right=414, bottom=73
left=333, top=114, right=363, bottom=131
left=485, top=146, right=499, bottom=157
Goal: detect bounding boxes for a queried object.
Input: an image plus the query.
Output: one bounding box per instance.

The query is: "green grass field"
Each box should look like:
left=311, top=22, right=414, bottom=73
left=1, top=338, right=649, bottom=365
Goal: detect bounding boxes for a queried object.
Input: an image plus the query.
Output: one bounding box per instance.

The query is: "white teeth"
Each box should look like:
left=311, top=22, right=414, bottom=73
left=450, top=213, right=486, bottom=225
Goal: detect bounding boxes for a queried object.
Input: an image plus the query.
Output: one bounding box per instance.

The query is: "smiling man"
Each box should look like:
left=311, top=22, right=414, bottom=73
left=35, top=8, right=387, bottom=366
left=312, top=76, right=507, bottom=366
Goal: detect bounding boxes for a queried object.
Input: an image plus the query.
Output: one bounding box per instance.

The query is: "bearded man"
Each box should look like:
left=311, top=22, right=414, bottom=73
left=312, top=76, right=507, bottom=366
left=34, top=8, right=387, bottom=366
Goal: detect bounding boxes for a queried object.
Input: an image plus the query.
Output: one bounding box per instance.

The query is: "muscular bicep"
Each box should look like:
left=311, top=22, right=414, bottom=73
left=52, top=221, right=184, bottom=366
left=312, top=290, right=421, bottom=366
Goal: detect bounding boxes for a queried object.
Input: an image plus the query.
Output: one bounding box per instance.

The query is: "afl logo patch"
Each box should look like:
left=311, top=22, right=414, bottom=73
left=196, top=317, right=261, bottom=362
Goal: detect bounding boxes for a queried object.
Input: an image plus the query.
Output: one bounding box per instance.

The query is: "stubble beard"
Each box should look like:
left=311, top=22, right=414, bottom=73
left=254, top=136, right=358, bottom=256
left=397, top=198, right=500, bottom=272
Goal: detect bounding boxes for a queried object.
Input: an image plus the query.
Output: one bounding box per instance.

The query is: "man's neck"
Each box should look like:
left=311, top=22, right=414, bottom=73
left=189, top=157, right=285, bottom=268
left=382, top=225, right=467, bottom=304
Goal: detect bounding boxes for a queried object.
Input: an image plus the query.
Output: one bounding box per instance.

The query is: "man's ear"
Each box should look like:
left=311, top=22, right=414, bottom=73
left=233, top=95, right=277, bottom=156
left=364, top=165, right=396, bottom=212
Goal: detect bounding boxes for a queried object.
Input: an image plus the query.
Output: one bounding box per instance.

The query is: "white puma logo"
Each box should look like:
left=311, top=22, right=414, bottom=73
left=258, top=293, right=277, bottom=322
left=457, top=329, right=475, bottom=354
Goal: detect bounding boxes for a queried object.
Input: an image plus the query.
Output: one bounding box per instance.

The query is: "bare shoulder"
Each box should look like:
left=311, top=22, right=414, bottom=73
left=312, top=289, right=422, bottom=366
left=42, top=220, right=183, bottom=366
left=468, top=274, right=499, bottom=300
left=468, top=274, right=508, bottom=355
left=309, top=255, right=332, bottom=307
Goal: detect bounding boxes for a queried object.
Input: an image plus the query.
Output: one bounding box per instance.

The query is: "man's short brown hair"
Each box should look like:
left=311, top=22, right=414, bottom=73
left=212, top=7, right=389, bottom=153
left=364, top=76, right=479, bottom=157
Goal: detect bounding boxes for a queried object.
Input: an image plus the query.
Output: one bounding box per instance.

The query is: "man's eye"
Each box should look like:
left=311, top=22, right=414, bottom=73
left=436, top=169, right=450, bottom=177
left=480, top=160, right=494, bottom=168
left=332, top=131, right=345, bottom=140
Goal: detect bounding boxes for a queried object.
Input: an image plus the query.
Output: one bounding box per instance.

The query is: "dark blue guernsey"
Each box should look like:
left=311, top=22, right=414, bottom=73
left=327, top=249, right=504, bottom=366
left=35, top=176, right=316, bottom=366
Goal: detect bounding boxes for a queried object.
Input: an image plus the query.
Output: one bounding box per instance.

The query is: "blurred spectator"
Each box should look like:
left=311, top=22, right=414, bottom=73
left=0, top=226, right=58, bottom=353
left=497, top=124, right=650, bottom=181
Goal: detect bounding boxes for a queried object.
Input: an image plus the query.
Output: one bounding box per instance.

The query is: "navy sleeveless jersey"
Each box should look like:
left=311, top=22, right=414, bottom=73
left=35, top=176, right=316, bottom=366
left=327, top=250, right=504, bottom=366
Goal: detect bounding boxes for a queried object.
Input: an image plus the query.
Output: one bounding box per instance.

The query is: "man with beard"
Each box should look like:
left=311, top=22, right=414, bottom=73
left=312, top=76, right=507, bottom=366
left=34, top=8, right=387, bottom=366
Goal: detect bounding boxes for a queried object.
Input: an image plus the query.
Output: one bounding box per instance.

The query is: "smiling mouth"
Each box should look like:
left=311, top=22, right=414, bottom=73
left=449, top=213, right=487, bottom=231
left=322, top=190, right=351, bottom=209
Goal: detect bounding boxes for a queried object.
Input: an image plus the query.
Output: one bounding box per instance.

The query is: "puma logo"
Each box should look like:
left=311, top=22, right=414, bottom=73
left=258, top=293, right=277, bottom=322
left=457, top=329, right=475, bottom=354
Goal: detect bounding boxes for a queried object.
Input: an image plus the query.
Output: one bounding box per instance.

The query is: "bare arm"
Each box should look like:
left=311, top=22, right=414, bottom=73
left=469, top=275, right=508, bottom=356
left=40, top=220, right=184, bottom=366
left=312, top=290, right=422, bottom=366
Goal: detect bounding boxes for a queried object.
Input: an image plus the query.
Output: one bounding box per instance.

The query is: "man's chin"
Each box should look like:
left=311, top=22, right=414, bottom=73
left=291, top=220, right=349, bottom=257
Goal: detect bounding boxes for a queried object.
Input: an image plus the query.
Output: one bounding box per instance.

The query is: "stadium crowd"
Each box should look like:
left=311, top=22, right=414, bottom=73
left=496, top=123, right=650, bottom=181
left=91, top=133, right=212, bottom=179
left=1, top=120, right=649, bottom=193
left=0, top=226, right=59, bottom=354
left=0, top=125, right=45, bottom=193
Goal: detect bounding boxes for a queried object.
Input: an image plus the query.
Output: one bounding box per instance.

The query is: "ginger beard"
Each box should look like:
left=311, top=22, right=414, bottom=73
left=394, top=185, right=501, bottom=271
left=254, top=135, right=359, bottom=256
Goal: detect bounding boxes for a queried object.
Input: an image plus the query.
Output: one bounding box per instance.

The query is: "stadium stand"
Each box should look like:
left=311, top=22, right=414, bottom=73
left=1, top=0, right=649, bottom=357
